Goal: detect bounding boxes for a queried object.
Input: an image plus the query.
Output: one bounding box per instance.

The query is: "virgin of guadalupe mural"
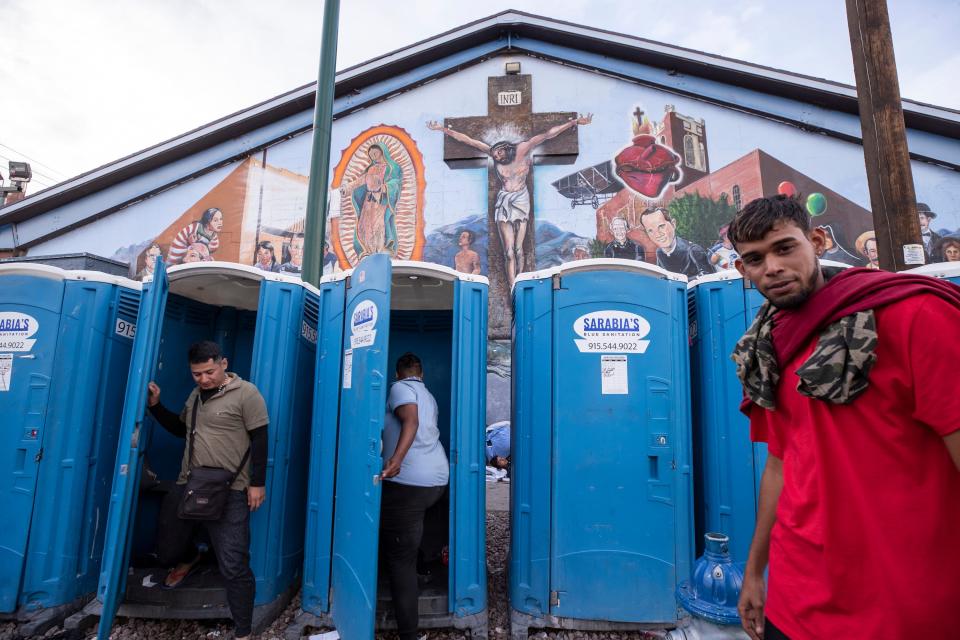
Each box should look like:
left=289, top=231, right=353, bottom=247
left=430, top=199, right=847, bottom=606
left=342, top=142, right=400, bottom=258
left=329, top=125, right=426, bottom=268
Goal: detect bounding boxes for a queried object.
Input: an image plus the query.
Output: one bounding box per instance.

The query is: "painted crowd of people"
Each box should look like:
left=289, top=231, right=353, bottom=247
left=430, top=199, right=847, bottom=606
left=139, top=199, right=957, bottom=285
left=136, top=206, right=310, bottom=279
left=592, top=200, right=958, bottom=282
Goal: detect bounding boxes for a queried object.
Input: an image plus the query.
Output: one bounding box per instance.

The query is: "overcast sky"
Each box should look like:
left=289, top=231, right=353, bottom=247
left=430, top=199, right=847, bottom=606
left=0, top=0, right=956, bottom=191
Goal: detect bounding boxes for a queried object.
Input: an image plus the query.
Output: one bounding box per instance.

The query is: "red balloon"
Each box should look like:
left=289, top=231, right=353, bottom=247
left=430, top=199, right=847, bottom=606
left=778, top=181, right=797, bottom=197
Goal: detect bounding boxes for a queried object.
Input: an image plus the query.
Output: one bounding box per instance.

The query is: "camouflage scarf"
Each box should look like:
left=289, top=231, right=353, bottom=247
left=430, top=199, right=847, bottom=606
left=733, top=267, right=960, bottom=412
left=732, top=301, right=878, bottom=410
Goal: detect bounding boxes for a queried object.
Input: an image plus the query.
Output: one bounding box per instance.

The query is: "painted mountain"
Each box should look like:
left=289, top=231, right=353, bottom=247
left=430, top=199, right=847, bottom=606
left=422, top=214, right=489, bottom=275
left=535, top=220, right=590, bottom=269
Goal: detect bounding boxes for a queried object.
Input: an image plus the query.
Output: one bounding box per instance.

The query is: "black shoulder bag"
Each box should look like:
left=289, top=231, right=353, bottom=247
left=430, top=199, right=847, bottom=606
left=178, top=397, right=250, bottom=521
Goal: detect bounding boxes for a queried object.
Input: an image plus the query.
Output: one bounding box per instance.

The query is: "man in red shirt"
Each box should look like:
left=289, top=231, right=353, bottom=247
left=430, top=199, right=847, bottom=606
left=728, top=195, right=960, bottom=640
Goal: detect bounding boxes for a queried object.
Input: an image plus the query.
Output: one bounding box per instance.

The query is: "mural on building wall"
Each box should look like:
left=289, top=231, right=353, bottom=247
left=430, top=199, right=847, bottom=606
left=128, top=126, right=430, bottom=280
left=427, top=73, right=592, bottom=337
left=113, top=66, right=958, bottom=300
left=84, top=58, right=955, bottom=360
left=329, top=125, right=426, bottom=268
left=569, top=105, right=886, bottom=279
left=23, top=54, right=954, bottom=432
left=131, top=158, right=255, bottom=277
left=422, top=214, right=490, bottom=275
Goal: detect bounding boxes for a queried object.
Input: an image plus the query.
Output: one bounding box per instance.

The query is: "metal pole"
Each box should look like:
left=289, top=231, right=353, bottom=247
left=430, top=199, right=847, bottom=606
left=845, top=0, right=923, bottom=271
left=302, top=0, right=342, bottom=287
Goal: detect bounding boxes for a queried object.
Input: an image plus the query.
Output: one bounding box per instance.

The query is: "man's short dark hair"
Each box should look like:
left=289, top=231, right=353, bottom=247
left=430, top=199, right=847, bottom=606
left=396, top=352, right=422, bottom=374
left=188, top=341, right=223, bottom=364
left=639, top=207, right=673, bottom=225
left=459, top=229, right=475, bottom=244
left=727, top=195, right=810, bottom=250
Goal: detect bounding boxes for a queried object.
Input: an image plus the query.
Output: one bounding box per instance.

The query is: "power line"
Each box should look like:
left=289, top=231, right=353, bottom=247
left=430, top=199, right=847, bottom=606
left=0, top=142, right=69, bottom=179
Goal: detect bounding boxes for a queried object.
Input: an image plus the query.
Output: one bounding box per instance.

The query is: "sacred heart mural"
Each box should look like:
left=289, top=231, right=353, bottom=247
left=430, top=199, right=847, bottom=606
left=329, top=125, right=427, bottom=268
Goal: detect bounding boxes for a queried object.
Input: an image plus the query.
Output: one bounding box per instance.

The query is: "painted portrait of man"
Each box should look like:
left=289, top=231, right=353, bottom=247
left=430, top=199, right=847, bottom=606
left=603, top=217, right=639, bottom=260
left=640, top=207, right=714, bottom=278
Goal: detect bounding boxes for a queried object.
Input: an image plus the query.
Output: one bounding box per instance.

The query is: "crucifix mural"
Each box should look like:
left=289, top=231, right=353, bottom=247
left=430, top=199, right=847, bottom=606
left=428, top=72, right=591, bottom=337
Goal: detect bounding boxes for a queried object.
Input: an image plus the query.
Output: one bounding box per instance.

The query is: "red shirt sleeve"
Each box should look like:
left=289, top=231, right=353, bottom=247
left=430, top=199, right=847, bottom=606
left=909, top=295, right=960, bottom=437
left=750, top=404, right=784, bottom=458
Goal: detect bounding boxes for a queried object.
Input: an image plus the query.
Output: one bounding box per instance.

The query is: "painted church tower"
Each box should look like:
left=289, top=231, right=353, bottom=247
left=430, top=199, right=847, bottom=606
left=654, top=105, right=709, bottom=190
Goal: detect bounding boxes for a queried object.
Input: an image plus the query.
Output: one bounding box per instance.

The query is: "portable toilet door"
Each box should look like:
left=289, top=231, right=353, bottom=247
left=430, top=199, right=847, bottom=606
left=688, top=270, right=766, bottom=564
left=295, top=253, right=488, bottom=640
left=96, top=260, right=169, bottom=639
left=0, top=265, right=140, bottom=635
left=299, top=270, right=350, bottom=620
left=329, top=253, right=393, bottom=640
left=510, top=259, right=694, bottom=638
left=0, top=264, right=70, bottom=615
left=95, top=261, right=318, bottom=638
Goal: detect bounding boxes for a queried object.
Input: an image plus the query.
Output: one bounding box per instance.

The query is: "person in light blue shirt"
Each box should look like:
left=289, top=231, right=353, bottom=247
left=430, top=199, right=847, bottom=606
left=485, top=421, right=511, bottom=470
left=379, top=352, right=449, bottom=640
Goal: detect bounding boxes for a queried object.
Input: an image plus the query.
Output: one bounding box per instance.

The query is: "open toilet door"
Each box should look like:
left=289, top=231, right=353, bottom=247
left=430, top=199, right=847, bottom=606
left=301, top=274, right=348, bottom=615
left=96, top=259, right=169, bottom=639
left=448, top=277, right=488, bottom=614
left=330, top=253, right=392, bottom=640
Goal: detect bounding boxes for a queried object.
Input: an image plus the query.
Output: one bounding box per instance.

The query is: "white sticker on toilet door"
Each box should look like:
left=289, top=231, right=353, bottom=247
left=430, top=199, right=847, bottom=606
left=601, top=354, right=628, bottom=395
left=0, top=354, right=12, bottom=391
left=343, top=350, right=353, bottom=389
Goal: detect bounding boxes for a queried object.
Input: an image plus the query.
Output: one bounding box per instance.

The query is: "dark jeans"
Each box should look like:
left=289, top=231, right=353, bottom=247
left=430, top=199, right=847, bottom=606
left=159, top=484, right=255, bottom=637
left=379, top=481, right=446, bottom=640
left=765, top=617, right=791, bottom=640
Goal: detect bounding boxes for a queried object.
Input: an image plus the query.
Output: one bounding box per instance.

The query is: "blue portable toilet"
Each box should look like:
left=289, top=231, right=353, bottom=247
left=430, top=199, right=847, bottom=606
left=509, top=258, right=694, bottom=638
left=687, top=270, right=766, bottom=565
left=904, top=261, right=960, bottom=284
left=92, top=261, right=319, bottom=638
left=0, top=264, right=140, bottom=636
left=687, top=259, right=852, bottom=563
left=291, top=254, right=488, bottom=640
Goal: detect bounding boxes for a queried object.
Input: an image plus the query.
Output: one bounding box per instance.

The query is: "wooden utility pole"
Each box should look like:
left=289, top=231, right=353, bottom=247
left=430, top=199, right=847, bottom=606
left=846, top=0, right=924, bottom=271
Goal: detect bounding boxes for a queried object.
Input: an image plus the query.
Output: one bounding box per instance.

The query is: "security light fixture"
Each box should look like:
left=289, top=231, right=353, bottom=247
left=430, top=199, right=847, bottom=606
left=505, top=61, right=521, bottom=75
left=8, top=161, right=31, bottom=183
left=0, top=161, right=33, bottom=202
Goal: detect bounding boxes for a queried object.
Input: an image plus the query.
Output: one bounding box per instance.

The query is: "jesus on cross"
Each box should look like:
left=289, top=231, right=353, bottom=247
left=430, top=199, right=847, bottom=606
left=427, top=114, right=593, bottom=283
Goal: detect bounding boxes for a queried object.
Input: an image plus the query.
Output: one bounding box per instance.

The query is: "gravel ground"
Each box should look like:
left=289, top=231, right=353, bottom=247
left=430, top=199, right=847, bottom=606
left=10, top=510, right=668, bottom=640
